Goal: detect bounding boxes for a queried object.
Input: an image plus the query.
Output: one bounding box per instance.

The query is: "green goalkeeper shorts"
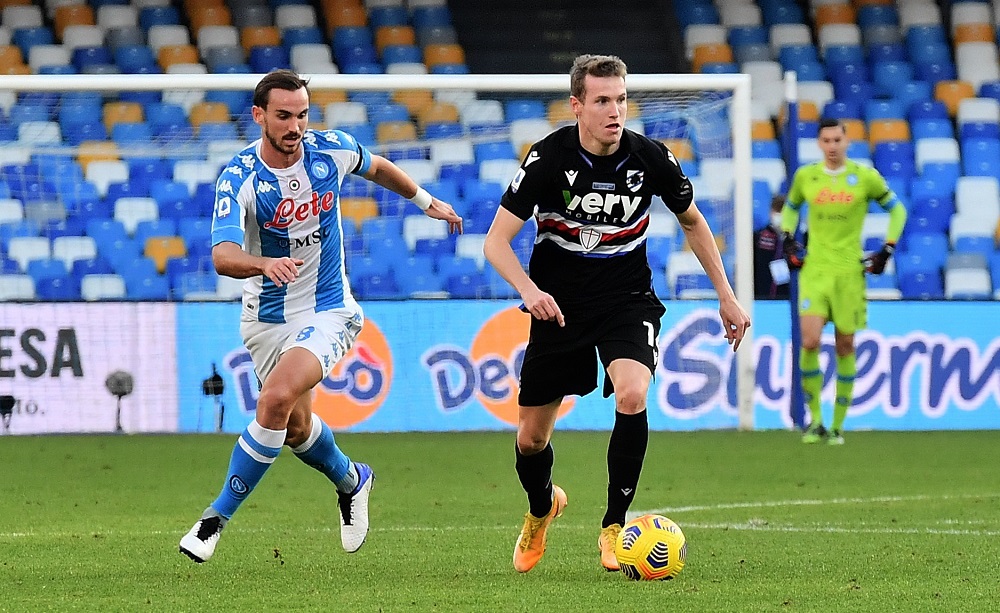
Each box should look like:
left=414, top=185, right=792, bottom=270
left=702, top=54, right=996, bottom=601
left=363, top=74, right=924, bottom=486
left=798, top=264, right=867, bottom=333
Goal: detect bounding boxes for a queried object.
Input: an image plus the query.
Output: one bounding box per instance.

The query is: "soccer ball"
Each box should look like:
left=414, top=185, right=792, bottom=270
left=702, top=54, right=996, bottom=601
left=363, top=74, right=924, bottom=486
left=615, top=514, right=687, bottom=581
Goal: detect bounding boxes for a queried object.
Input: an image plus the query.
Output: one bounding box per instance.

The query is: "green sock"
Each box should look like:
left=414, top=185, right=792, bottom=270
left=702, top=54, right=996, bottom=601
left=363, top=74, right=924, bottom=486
left=800, top=348, right=822, bottom=427
left=832, top=353, right=856, bottom=432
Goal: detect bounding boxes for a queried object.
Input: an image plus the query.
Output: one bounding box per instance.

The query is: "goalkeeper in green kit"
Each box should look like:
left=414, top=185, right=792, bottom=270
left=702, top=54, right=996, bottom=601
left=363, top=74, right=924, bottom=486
left=780, top=118, right=907, bottom=444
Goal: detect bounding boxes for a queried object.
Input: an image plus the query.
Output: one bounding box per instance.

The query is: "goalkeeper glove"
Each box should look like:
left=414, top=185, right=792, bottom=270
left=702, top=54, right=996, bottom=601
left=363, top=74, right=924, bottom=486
left=864, top=242, right=895, bottom=275
left=782, top=233, right=804, bottom=270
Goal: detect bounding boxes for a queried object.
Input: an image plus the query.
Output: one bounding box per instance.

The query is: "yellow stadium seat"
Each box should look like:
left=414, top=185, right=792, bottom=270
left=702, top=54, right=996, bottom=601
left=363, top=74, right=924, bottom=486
left=934, top=80, right=976, bottom=117
left=145, top=237, right=187, bottom=274
left=77, top=141, right=120, bottom=170
left=0, top=0, right=32, bottom=7
left=868, top=119, right=910, bottom=143
left=157, top=44, right=200, bottom=71
left=189, top=5, right=232, bottom=35
left=54, top=4, right=94, bottom=40
left=547, top=100, right=576, bottom=124
left=0, top=64, right=29, bottom=74
left=843, top=118, right=866, bottom=141
left=375, top=25, right=416, bottom=55
left=423, top=44, right=464, bottom=68
left=325, top=4, right=367, bottom=29
left=103, top=102, right=144, bottom=132
left=241, top=26, right=281, bottom=53
left=815, top=4, right=856, bottom=27
left=692, top=43, right=733, bottom=72
left=955, top=23, right=994, bottom=45
left=376, top=120, right=417, bottom=142
left=189, top=102, right=231, bottom=128
left=310, top=90, right=348, bottom=106
left=392, top=89, right=434, bottom=116
left=0, top=45, right=24, bottom=71
left=339, top=197, right=378, bottom=230
left=752, top=120, right=776, bottom=140
left=660, top=138, right=694, bottom=161
left=417, top=101, right=459, bottom=127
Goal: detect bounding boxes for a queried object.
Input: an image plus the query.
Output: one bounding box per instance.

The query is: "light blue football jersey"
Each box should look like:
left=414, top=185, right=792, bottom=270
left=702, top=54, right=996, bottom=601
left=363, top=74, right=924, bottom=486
left=211, top=129, right=372, bottom=323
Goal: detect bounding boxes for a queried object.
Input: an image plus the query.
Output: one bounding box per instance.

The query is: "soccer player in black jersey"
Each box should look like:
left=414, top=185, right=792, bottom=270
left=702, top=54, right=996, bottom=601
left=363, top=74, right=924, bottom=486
left=484, top=54, right=751, bottom=573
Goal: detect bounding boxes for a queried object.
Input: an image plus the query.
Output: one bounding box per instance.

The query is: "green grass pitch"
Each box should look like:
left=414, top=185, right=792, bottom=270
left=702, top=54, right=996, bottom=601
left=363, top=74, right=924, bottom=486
left=2, top=430, right=998, bottom=612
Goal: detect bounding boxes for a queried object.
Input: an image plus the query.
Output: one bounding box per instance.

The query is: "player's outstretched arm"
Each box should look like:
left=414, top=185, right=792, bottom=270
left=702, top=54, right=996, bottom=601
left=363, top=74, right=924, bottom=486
left=484, top=207, right=564, bottom=326
left=212, top=241, right=303, bottom=288
left=363, top=154, right=463, bottom=234
left=676, top=204, right=750, bottom=350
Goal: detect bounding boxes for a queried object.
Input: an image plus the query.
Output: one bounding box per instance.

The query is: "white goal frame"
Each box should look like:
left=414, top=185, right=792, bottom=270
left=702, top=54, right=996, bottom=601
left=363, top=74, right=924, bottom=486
left=2, top=72, right=755, bottom=430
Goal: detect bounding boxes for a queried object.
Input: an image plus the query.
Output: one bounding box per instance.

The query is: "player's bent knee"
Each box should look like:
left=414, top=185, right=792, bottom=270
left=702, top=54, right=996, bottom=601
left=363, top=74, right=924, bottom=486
left=516, top=433, right=550, bottom=454
left=256, top=385, right=299, bottom=420
left=615, top=388, right=647, bottom=414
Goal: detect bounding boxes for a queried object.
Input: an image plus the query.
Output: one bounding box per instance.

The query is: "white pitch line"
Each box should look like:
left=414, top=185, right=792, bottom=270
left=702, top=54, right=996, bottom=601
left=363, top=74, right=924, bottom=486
left=680, top=522, right=1000, bottom=537
left=634, top=492, right=1000, bottom=515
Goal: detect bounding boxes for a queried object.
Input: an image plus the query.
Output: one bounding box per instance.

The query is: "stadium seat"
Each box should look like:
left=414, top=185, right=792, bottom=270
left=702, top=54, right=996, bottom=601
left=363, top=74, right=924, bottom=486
left=0, top=274, right=34, bottom=301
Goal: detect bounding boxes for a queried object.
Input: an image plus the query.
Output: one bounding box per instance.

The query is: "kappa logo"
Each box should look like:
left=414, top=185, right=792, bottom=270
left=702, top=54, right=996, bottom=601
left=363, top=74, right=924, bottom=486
left=524, top=151, right=540, bottom=166
left=239, top=154, right=255, bottom=169
left=626, top=170, right=644, bottom=192
left=218, top=179, right=233, bottom=194
left=565, top=170, right=578, bottom=186
left=225, top=165, right=244, bottom=178
left=579, top=227, right=602, bottom=251
left=256, top=181, right=274, bottom=194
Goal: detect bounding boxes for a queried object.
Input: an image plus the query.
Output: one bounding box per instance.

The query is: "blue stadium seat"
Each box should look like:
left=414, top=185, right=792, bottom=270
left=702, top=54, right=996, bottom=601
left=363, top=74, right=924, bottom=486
left=106, top=181, right=150, bottom=201
left=249, top=46, right=290, bottom=72
left=369, top=103, right=410, bottom=124
left=134, top=219, right=177, bottom=246
left=858, top=5, right=898, bottom=27
left=395, top=256, right=445, bottom=296
left=369, top=6, right=409, bottom=28
left=205, top=91, right=252, bottom=117
left=382, top=44, right=422, bottom=65
left=112, top=122, right=153, bottom=145
left=139, top=6, right=179, bottom=29
left=13, top=27, right=54, bottom=58
left=915, top=62, right=956, bottom=85
left=865, top=98, right=906, bottom=122
left=114, top=45, right=158, bottom=73
left=867, top=43, right=906, bottom=64
left=872, top=141, right=915, bottom=179
left=675, top=2, right=719, bottom=27
left=504, top=99, right=546, bottom=121
left=126, top=274, right=170, bottom=300
left=762, top=2, right=803, bottom=25
left=353, top=271, right=401, bottom=300
left=728, top=25, right=767, bottom=48
left=911, top=118, right=953, bottom=140
left=960, top=122, right=1000, bottom=140
left=910, top=42, right=951, bottom=65
left=336, top=47, right=378, bottom=69
left=908, top=100, right=949, bottom=122
left=961, top=138, right=1000, bottom=179
left=71, top=257, right=114, bottom=284
left=72, top=47, right=113, bottom=71
left=953, top=236, right=995, bottom=258
left=283, top=27, right=324, bottom=47
left=871, top=61, right=913, bottom=98
left=26, top=259, right=68, bottom=284
left=897, top=233, right=948, bottom=272
left=412, top=6, right=452, bottom=29
left=197, top=122, right=239, bottom=142
left=35, top=276, right=80, bottom=300
left=899, top=270, right=943, bottom=299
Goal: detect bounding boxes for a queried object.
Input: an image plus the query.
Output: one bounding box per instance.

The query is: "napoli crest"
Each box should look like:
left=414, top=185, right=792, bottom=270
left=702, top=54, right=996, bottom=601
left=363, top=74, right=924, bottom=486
left=626, top=170, right=644, bottom=192
left=846, top=174, right=858, bottom=186
left=579, top=227, right=602, bottom=251
left=311, top=161, right=330, bottom=179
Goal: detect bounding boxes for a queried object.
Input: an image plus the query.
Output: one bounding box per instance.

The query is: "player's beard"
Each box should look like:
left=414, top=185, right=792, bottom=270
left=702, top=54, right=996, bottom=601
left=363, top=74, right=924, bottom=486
left=264, top=125, right=302, bottom=156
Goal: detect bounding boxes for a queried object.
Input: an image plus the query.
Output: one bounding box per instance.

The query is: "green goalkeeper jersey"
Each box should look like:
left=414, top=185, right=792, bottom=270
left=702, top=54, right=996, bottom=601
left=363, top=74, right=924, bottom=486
left=785, top=160, right=895, bottom=273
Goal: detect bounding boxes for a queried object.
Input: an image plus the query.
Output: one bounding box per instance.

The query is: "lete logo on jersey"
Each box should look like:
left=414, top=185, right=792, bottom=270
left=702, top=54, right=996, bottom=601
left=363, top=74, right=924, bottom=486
left=263, top=191, right=337, bottom=229
left=422, top=306, right=574, bottom=426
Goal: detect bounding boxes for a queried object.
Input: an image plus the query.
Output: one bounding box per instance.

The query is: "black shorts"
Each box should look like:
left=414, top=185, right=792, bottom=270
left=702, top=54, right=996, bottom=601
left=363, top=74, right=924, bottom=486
left=517, top=294, right=666, bottom=407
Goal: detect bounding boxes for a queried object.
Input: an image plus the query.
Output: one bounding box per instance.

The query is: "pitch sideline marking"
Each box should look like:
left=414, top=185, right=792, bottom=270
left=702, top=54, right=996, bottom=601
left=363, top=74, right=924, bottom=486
left=633, top=492, right=1000, bottom=516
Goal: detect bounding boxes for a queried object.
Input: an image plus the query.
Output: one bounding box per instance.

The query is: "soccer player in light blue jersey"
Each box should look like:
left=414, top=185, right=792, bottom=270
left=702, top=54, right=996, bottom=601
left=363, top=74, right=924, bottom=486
left=180, top=70, right=462, bottom=563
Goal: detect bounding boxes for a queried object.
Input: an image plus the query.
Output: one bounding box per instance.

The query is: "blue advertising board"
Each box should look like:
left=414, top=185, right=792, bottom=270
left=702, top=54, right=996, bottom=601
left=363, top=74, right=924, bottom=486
left=175, top=300, right=1000, bottom=433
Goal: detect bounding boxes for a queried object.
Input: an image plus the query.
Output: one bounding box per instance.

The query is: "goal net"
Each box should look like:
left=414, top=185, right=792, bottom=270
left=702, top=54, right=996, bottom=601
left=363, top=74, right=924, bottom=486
left=0, top=73, right=754, bottom=433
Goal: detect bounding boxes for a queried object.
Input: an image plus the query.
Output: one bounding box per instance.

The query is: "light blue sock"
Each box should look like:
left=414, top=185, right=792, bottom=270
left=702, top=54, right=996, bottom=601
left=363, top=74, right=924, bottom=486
left=210, top=420, right=285, bottom=519
left=293, top=414, right=358, bottom=493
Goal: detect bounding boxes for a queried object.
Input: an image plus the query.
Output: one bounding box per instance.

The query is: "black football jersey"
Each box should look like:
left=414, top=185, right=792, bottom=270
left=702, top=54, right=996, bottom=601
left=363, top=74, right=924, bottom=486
left=499, top=125, right=693, bottom=315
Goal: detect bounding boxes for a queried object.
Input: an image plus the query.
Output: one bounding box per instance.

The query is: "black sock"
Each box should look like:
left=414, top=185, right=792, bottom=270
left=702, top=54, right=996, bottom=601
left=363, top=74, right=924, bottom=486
left=515, top=442, right=554, bottom=518
left=603, top=410, right=648, bottom=528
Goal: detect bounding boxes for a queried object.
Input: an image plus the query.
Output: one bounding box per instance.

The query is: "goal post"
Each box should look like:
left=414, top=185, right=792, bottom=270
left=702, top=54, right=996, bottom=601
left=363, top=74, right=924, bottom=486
left=0, top=72, right=755, bottom=430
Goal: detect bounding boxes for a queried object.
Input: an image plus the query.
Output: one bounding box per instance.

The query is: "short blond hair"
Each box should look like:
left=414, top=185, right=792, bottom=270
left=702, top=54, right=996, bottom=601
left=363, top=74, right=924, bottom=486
left=570, top=54, right=628, bottom=100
